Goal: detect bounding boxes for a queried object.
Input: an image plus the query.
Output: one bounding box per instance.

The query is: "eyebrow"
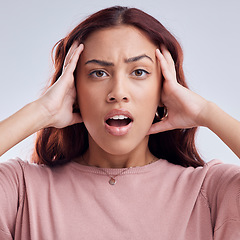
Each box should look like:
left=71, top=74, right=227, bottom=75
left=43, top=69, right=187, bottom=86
left=125, top=54, right=153, bottom=63
left=85, top=59, right=114, bottom=66
left=85, top=54, right=153, bottom=66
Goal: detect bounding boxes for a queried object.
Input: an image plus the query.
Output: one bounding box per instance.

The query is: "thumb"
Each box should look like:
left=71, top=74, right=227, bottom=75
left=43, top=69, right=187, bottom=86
left=147, top=119, right=174, bottom=135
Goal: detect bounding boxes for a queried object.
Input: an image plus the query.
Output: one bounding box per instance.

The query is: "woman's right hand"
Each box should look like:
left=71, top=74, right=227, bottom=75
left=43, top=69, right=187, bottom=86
left=0, top=43, right=84, bottom=157
left=37, top=43, right=84, bottom=128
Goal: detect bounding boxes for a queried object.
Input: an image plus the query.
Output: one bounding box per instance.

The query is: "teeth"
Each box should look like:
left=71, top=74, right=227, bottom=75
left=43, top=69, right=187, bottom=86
left=110, top=115, right=128, bottom=120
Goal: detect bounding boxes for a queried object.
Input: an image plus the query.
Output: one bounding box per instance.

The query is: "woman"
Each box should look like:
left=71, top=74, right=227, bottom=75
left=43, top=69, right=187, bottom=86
left=0, top=6, right=240, bottom=239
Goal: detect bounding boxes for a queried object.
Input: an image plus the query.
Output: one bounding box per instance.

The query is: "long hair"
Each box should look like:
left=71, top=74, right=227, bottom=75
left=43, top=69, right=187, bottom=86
left=32, top=6, right=205, bottom=168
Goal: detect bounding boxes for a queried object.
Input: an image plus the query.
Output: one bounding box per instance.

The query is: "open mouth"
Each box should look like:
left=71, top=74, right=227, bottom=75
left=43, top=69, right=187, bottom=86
left=106, top=115, right=132, bottom=127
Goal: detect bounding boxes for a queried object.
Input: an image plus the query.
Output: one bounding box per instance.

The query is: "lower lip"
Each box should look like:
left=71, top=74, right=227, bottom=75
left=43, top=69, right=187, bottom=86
left=105, top=122, right=133, bottom=136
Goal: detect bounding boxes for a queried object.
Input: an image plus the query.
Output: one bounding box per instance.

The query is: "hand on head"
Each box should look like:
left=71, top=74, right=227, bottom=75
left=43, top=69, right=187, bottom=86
left=37, top=43, right=84, bottom=129
left=38, top=41, right=208, bottom=133
left=148, top=46, right=208, bottom=135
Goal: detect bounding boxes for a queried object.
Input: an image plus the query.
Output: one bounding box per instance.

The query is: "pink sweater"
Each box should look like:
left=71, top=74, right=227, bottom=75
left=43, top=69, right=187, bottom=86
left=1, top=158, right=240, bottom=239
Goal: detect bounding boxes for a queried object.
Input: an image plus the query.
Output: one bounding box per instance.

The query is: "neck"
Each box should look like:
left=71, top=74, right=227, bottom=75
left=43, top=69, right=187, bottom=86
left=79, top=136, right=156, bottom=168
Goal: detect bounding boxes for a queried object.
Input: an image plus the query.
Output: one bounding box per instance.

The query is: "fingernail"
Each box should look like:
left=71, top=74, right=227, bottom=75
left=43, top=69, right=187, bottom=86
left=156, top=49, right=162, bottom=56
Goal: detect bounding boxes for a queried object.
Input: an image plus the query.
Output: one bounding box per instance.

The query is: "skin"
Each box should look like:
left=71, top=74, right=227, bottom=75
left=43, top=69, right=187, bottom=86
left=0, top=26, right=240, bottom=167
left=76, top=26, right=161, bottom=168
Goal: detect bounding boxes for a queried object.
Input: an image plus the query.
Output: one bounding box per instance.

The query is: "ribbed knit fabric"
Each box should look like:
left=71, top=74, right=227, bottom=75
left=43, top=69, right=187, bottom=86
left=1, top=158, right=240, bottom=239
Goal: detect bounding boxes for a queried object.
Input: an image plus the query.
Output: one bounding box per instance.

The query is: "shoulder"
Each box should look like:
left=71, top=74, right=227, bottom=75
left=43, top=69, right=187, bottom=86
left=203, top=159, right=240, bottom=197
left=0, top=158, right=75, bottom=198
left=0, top=158, right=26, bottom=181
left=1, top=157, right=44, bottom=175
left=202, top=160, right=240, bottom=234
left=159, top=159, right=221, bottom=182
left=202, top=159, right=240, bottom=203
left=0, top=158, right=30, bottom=216
left=0, top=158, right=70, bottom=182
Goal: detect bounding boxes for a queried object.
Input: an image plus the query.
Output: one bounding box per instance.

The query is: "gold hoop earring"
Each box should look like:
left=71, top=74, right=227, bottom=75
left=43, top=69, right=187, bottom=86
left=160, top=106, right=168, bottom=120
left=155, top=106, right=168, bottom=121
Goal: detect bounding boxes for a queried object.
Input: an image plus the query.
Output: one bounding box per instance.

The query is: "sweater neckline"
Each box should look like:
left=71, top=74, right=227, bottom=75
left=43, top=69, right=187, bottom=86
left=68, top=158, right=163, bottom=176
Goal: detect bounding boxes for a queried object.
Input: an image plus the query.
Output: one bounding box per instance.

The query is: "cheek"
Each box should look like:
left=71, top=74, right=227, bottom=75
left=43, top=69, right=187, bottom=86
left=76, top=80, right=92, bottom=119
left=76, top=74, right=99, bottom=115
left=76, top=83, right=107, bottom=132
left=143, top=74, right=161, bottom=106
left=77, top=90, right=97, bottom=119
left=134, top=81, right=161, bottom=126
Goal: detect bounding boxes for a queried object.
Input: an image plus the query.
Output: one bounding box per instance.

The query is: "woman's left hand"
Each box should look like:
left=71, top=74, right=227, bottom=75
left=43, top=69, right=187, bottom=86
left=148, top=46, right=240, bottom=159
left=148, top=46, right=209, bottom=135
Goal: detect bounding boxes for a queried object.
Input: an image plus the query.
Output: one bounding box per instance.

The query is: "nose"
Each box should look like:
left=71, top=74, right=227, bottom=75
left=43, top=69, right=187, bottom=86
left=106, top=77, right=129, bottom=103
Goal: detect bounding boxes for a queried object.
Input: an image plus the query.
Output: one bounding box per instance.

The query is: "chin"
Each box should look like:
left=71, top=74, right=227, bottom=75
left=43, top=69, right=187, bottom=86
left=94, top=134, right=149, bottom=156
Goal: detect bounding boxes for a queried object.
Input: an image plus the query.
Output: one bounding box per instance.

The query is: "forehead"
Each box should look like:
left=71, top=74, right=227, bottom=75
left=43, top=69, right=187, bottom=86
left=80, top=25, right=157, bottom=62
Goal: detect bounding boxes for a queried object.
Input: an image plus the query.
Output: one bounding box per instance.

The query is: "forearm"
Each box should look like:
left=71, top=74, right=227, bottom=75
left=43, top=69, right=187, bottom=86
left=0, top=101, right=49, bottom=156
left=201, top=102, right=240, bottom=159
left=0, top=44, right=83, bottom=157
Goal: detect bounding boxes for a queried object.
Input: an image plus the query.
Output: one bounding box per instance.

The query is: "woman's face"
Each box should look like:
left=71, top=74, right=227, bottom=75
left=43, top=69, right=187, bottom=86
left=76, top=25, right=161, bottom=155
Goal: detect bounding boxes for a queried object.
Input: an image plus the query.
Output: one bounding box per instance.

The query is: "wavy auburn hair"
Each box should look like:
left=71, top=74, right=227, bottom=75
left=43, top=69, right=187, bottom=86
left=32, top=6, right=205, bottom=168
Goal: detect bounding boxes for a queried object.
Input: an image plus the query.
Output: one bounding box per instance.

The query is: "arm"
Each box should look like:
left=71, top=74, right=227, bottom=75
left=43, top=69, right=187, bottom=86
left=0, top=43, right=84, bottom=157
left=200, top=102, right=240, bottom=159
left=0, top=102, right=49, bottom=156
left=148, top=46, right=240, bottom=158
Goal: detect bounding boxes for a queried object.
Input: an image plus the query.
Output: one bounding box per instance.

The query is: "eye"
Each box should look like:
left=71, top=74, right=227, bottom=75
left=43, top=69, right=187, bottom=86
left=89, top=70, right=108, bottom=78
left=132, top=69, right=150, bottom=78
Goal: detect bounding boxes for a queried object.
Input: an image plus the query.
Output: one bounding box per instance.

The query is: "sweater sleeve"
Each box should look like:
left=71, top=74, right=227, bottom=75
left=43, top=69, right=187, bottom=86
left=202, top=161, right=240, bottom=239
left=0, top=159, right=25, bottom=239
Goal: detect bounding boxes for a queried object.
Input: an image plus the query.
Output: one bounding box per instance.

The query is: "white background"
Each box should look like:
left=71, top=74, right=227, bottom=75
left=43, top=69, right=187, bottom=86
left=0, top=0, right=239, bottom=164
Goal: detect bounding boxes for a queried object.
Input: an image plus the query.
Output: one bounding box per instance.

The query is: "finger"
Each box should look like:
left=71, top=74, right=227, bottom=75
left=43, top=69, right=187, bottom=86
left=160, top=45, right=175, bottom=67
left=63, top=42, right=79, bottom=70
left=156, top=49, right=174, bottom=83
left=64, top=44, right=84, bottom=74
left=156, top=48, right=177, bottom=85
left=156, top=48, right=168, bottom=69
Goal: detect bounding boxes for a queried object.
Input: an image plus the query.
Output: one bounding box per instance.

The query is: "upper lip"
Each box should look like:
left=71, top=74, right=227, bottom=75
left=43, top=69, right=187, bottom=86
left=104, top=109, right=134, bottom=122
